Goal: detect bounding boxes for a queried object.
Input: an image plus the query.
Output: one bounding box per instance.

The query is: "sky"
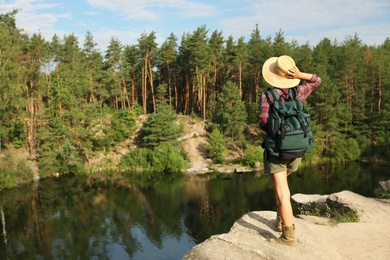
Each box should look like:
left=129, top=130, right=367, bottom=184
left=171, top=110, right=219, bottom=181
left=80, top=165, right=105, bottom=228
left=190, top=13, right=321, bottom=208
left=1, top=0, right=390, bottom=52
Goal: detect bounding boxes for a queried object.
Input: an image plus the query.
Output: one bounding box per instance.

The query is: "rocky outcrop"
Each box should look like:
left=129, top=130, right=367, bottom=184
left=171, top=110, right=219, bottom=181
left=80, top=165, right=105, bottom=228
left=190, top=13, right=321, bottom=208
left=183, top=190, right=390, bottom=260
left=379, top=180, right=390, bottom=191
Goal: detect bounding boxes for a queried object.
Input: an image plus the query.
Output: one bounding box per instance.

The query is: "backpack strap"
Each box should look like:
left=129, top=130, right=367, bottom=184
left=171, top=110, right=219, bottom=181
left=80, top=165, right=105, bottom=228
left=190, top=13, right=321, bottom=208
left=288, top=88, right=297, bottom=100
left=289, top=88, right=309, bottom=138
left=265, top=88, right=277, bottom=103
left=296, top=110, right=308, bottom=137
left=266, top=89, right=283, bottom=110
left=266, top=89, right=286, bottom=138
left=269, top=88, right=296, bottom=104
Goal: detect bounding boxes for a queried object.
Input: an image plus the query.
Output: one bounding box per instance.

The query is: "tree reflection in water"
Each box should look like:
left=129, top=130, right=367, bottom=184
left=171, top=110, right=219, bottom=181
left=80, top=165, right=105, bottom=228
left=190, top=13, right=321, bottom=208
left=0, top=162, right=389, bottom=259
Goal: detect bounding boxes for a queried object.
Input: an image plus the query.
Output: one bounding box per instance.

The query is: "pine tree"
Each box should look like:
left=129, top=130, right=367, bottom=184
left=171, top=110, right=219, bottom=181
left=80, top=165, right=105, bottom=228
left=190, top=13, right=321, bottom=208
left=208, top=128, right=227, bottom=164
left=138, top=31, right=158, bottom=113
left=0, top=11, right=24, bottom=147
left=212, top=81, right=247, bottom=144
left=158, top=33, right=178, bottom=110
left=141, top=104, right=183, bottom=149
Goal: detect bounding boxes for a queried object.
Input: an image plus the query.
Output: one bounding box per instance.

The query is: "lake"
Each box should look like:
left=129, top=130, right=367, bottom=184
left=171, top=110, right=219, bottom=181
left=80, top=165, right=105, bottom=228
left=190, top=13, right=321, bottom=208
left=0, top=162, right=389, bottom=259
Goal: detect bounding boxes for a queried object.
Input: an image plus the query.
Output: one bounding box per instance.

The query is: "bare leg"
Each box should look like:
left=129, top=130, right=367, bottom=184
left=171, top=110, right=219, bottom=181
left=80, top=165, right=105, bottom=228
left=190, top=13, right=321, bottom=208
left=275, top=170, right=292, bottom=216
left=274, top=170, right=292, bottom=220
left=272, top=170, right=293, bottom=227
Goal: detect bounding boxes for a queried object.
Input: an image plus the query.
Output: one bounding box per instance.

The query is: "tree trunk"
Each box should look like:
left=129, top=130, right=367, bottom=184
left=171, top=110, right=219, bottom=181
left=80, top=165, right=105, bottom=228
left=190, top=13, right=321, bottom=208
left=378, top=65, right=382, bottom=115
left=25, top=79, right=35, bottom=156
left=148, top=59, right=156, bottom=112
left=131, top=71, right=136, bottom=106
left=1, top=206, right=7, bottom=247
left=121, top=74, right=131, bottom=109
left=185, top=74, right=190, bottom=115
left=203, top=74, right=207, bottom=120
left=174, top=68, right=178, bottom=111
left=239, top=61, right=243, bottom=99
left=166, top=60, right=172, bottom=110
left=142, top=67, right=147, bottom=114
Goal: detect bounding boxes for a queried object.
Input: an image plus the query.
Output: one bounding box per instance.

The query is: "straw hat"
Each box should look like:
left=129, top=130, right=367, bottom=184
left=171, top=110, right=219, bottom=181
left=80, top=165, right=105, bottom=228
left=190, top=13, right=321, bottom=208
left=262, top=55, right=300, bottom=89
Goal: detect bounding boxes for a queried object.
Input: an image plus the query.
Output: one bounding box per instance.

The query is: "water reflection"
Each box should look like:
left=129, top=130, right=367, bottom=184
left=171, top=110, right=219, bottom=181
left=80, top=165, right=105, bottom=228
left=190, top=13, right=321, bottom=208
left=0, top=163, right=389, bottom=259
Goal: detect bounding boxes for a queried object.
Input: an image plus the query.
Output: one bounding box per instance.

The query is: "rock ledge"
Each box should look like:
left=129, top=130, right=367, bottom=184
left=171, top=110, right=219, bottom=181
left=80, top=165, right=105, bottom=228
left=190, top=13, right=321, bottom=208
left=183, top=190, right=390, bottom=260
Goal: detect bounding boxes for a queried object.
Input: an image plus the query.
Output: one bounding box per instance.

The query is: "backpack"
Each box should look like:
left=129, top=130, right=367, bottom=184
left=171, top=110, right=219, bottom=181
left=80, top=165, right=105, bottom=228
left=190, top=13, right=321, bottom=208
left=264, top=88, right=313, bottom=159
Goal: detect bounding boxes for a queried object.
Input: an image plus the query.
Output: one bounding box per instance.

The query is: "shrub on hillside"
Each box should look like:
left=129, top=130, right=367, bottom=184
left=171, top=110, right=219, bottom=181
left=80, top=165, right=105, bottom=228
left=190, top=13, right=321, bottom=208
left=208, top=128, right=227, bottom=164
left=329, top=137, right=361, bottom=162
left=119, top=148, right=152, bottom=172
left=242, top=144, right=263, bottom=167
left=119, top=144, right=187, bottom=173
left=0, top=154, right=34, bottom=190
left=141, top=104, right=184, bottom=149
left=149, top=144, right=187, bottom=173
left=110, top=109, right=138, bottom=141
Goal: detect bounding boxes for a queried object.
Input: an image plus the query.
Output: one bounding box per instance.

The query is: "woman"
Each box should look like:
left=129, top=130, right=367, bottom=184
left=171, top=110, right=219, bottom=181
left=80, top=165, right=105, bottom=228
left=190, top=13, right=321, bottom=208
left=259, top=55, right=321, bottom=246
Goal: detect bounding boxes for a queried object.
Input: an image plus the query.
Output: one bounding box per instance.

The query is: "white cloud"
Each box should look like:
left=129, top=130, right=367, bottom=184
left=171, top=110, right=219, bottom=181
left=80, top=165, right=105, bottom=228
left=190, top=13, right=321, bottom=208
left=86, top=0, right=172, bottom=20
left=91, top=27, right=144, bottom=51
left=0, top=0, right=57, bottom=12
left=84, top=11, right=99, bottom=16
left=0, top=0, right=71, bottom=42
left=17, top=12, right=71, bottom=30
left=174, top=2, right=220, bottom=18
left=1, top=0, right=389, bottom=50
left=220, top=0, right=390, bottom=45
left=85, top=0, right=220, bottom=20
left=299, top=22, right=390, bottom=46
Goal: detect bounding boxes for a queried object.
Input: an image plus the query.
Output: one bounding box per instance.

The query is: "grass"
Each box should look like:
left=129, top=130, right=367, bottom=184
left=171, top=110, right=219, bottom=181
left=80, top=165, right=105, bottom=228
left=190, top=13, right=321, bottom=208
left=298, top=202, right=359, bottom=223
left=331, top=209, right=359, bottom=223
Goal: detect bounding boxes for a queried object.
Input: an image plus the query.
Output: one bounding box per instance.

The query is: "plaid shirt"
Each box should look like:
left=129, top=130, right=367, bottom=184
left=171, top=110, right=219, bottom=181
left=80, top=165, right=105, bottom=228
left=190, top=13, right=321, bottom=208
left=258, top=74, right=321, bottom=131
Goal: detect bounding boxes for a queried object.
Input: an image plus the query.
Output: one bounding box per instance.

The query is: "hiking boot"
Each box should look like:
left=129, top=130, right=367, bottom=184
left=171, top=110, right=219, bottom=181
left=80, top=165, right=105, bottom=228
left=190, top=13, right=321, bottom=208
left=270, top=224, right=296, bottom=246
left=277, top=225, right=296, bottom=246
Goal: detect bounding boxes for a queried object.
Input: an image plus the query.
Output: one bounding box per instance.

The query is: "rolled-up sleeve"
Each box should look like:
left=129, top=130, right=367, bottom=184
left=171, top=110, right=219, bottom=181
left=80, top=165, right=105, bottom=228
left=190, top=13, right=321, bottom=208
left=258, top=92, right=270, bottom=131
left=296, top=75, right=321, bottom=102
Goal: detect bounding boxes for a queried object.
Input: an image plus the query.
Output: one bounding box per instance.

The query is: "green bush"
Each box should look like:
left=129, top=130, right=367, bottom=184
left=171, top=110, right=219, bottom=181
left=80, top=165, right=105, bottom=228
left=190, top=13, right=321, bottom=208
left=302, top=122, right=324, bottom=164
left=110, top=109, right=137, bottom=141
left=242, top=144, right=263, bottom=167
left=360, top=134, right=390, bottom=161
left=37, top=138, right=86, bottom=177
left=142, top=104, right=183, bottom=149
left=12, top=137, right=23, bottom=149
left=245, top=102, right=260, bottom=124
left=119, top=144, right=187, bottom=173
left=9, top=123, right=25, bottom=149
left=150, top=144, right=187, bottom=173
left=303, top=135, right=323, bottom=164
left=37, top=147, right=60, bottom=178
left=211, top=81, right=247, bottom=142
left=92, top=135, right=111, bottom=151
left=329, top=136, right=361, bottom=162
left=0, top=155, right=34, bottom=190
left=208, top=128, right=227, bottom=164
left=119, top=148, right=152, bottom=172
left=0, top=171, right=17, bottom=190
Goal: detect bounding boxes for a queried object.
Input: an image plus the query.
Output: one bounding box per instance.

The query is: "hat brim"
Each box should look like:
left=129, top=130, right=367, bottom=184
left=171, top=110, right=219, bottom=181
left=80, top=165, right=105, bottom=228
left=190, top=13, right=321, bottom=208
left=262, top=57, right=300, bottom=89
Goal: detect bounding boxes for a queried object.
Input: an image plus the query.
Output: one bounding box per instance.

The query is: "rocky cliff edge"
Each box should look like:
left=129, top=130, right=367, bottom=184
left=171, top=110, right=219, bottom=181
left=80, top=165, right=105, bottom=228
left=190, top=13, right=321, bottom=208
left=183, top=190, right=390, bottom=260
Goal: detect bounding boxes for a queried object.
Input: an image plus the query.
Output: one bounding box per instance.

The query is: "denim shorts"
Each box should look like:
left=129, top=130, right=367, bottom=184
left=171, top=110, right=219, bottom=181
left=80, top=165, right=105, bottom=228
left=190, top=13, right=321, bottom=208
left=267, top=154, right=302, bottom=174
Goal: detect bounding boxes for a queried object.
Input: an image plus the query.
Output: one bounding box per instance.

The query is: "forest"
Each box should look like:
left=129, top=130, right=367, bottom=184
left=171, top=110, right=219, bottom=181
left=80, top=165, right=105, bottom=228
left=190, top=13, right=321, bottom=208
left=0, top=10, right=389, bottom=189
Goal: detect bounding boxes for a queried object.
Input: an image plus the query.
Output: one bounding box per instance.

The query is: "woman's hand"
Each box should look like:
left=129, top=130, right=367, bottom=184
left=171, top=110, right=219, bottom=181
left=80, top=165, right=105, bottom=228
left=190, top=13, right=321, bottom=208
left=287, top=66, right=300, bottom=79
left=288, top=66, right=313, bottom=81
